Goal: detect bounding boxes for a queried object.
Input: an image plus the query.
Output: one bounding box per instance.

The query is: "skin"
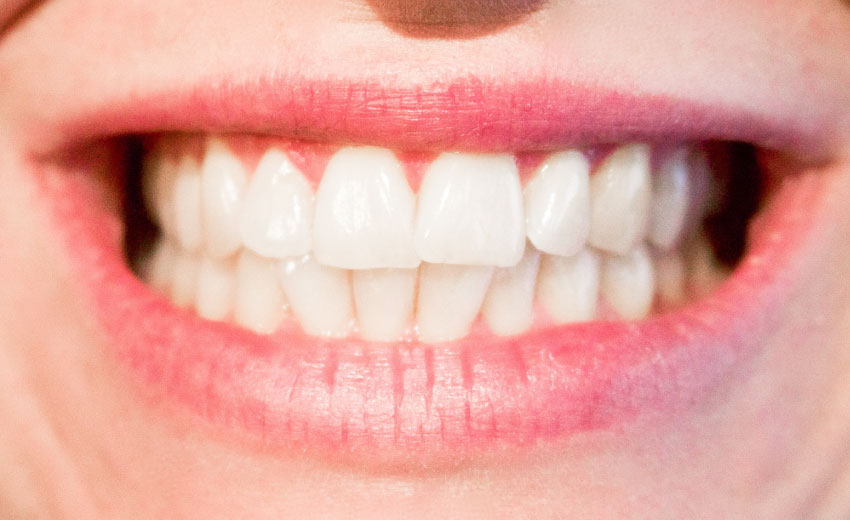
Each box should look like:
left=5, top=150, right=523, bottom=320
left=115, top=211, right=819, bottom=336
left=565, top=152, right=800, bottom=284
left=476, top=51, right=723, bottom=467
left=1, top=1, right=850, bottom=518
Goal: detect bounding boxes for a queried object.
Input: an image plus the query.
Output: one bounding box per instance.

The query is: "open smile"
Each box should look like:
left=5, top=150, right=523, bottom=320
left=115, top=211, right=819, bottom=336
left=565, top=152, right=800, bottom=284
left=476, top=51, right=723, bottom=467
left=7, top=1, right=849, bottom=469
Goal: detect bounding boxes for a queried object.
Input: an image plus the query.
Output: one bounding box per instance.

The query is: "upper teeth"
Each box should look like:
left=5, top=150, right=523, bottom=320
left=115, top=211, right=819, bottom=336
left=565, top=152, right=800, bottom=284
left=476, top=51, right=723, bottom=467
left=142, top=136, right=718, bottom=342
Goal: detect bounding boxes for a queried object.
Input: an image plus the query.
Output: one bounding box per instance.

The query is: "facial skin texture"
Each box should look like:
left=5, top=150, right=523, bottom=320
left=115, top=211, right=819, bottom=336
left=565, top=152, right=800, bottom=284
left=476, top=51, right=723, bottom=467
left=1, top=1, right=850, bottom=518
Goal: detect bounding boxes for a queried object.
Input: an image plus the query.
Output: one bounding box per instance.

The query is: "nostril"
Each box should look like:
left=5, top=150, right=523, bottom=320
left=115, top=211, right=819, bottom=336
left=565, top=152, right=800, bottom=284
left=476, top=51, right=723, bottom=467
left=363, top=0, right=547, bottom=38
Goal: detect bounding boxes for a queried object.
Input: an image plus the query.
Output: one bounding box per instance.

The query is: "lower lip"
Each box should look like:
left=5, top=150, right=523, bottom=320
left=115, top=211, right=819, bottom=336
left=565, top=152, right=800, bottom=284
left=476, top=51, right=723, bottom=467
left=37, top=145, right=828, bottom=463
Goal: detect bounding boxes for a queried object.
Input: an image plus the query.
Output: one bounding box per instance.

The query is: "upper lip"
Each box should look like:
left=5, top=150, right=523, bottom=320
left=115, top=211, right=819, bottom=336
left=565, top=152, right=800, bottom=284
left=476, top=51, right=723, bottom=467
left=17, top=75, right=844, bottom=164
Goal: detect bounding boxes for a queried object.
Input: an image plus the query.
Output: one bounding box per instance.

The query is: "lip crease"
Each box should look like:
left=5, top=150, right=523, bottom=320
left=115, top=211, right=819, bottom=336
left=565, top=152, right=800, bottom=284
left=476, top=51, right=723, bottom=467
left=31, top=77, right=835, bottom=466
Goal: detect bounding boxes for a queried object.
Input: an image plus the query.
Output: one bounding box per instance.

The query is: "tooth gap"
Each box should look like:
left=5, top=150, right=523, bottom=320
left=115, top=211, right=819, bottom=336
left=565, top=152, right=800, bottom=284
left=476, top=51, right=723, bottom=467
left=122, top=136, right=757, bottom=343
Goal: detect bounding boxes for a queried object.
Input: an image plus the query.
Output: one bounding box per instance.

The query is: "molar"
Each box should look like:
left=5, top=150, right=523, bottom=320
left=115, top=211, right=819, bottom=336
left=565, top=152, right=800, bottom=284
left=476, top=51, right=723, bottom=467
left=650, top=146, right=693, bottom=250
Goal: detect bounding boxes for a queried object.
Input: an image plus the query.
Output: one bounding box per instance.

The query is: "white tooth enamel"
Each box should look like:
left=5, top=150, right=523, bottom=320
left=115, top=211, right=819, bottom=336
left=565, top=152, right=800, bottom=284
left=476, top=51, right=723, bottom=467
left=524, top=151, right=590, bottom=257
left=655, top=250, right=687, bottom=308
left=170, top=250, right=200, bottom=309
left=589, top=143, right=651, bottom=254
left=146, top=239, right=176, bottom=295
left=482, top=246, right=540, bottom=336
left=313, top=146, right=419, bottom=269
left=650, top=147, right=692, bottom=250
left=195, top=256, right=236, bottom=321
left=234, top=250, right=288, bottom=334
left=352, top=268, right=417, bottom=341
left=416, top=263, right=494, bottom=342
left=601, top=245, right=656, bottom=320
left=537, top=249, right=600, bottom=324
left=279, top=254, right=353, bottom=337
left=173, top=155, right=204, bottom=252
left=201, top=138, right=247, bottom=258
left=415, top=153, right=524, bottom=267
left=240, top=148, right=313, bottom=258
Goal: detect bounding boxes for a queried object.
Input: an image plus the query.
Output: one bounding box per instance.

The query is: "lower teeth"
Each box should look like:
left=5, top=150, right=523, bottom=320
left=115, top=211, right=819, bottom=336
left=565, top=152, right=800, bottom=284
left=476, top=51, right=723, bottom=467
left=130, top=136, right=744, bottom=343
left=143, top=235, right=729, bottom=342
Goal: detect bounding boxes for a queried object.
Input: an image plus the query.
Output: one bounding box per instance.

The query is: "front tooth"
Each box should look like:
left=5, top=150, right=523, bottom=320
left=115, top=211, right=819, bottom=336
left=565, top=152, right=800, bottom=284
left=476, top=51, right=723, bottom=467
left=279, top=254, right=353, bottom=337
left=416, top=263, right=494, bottom=342
left=655, top=250, right=687, bottom=308
left=600, top=245, right=656, bottom=320
left=170, top=250, right=200, bottom=309
left=173, top=155, right=204, bottom=252
left=201, top=138, right=247, bottom=258
left=482, top=246, right=541, bottom=336
left=589, top=143, right=651, bottom=254
left=352, top=268, right=417, bottom=341
left=537, top=249, right=600, bottom=324
left=240, top=148, right=313, bottom=258
left=313, top=146, right=419, bottom=269
left=195, top=256, right=236, bottom=321
left=650, top=146, right=692, bottom=250
left=234, top=250, right=288, bottom=334
left=524, top=151, right=591, bottom=257
left=415, top=153, right=525, bottom=267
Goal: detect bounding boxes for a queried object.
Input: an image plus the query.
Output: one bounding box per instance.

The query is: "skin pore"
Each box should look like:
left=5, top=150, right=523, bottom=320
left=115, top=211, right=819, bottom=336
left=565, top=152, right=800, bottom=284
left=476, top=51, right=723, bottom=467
left=1, top=1, right=850, bottom=518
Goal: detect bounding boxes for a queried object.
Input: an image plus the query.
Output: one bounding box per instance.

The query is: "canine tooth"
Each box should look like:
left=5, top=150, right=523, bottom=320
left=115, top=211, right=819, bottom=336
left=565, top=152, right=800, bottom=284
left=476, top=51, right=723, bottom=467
left=195, top=256, right=236, bottom=321
left=170, top=250, right=199, bottom=309
left=352, top=268, right=417, bottom=341
left=279, top=254, right=353, bottom=337
left=416, top=263, right=494, bottom=342
left=537, top=249, right=600, bottom=324
left=201, top=138, right=247, bottom=258
left=415, top=153, right=524, bottom=267
left=146, top=239, right=176, bottom=295
left=234, top=250, right=288, bottom=334
left=655, top=250, right=687, bottom=308
left=482, top=246, right=541, bottom=336
left=601, top=245, right=656, bottom=320
left=524, top=151, right=591, bottom=257
left=173, top=155, right=204, bottom=252
left=313, top=146, right=419, bottom=269
left=240, top=149, right=313, bottom=258
left=589, top=143, right=651, bottom=254
left=650, top=147, right=692, bottom=250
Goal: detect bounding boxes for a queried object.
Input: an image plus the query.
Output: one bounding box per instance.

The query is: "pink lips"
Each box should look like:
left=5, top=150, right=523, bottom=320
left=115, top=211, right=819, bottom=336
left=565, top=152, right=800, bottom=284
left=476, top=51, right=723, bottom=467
left=35, top=79, right=833, bottom=463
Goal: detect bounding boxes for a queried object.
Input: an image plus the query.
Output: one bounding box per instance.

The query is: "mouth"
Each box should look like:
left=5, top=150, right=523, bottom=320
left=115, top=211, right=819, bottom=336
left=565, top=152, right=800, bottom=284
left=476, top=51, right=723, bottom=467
left=29, top=74, right=840, bottom=467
